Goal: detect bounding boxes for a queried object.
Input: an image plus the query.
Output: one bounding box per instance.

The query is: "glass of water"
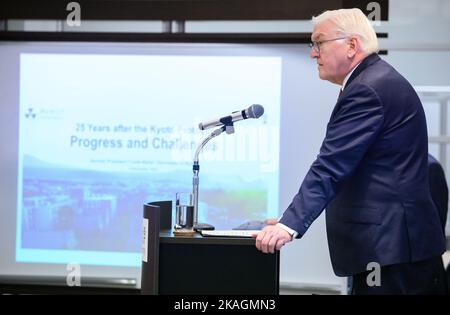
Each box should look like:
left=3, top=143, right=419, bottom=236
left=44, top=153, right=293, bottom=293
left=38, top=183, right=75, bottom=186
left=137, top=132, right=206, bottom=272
left=175, top=192, right=194, bottom=231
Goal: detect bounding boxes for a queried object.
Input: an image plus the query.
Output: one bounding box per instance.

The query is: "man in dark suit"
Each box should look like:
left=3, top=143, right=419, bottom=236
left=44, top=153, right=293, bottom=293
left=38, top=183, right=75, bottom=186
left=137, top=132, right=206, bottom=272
left=254, top=8, right=447, bottom=294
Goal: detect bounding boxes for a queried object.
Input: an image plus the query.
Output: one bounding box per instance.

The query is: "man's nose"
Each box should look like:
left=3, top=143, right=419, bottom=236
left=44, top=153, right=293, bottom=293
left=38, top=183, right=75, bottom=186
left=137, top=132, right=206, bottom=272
left=310, top=47, right=319, bottom=59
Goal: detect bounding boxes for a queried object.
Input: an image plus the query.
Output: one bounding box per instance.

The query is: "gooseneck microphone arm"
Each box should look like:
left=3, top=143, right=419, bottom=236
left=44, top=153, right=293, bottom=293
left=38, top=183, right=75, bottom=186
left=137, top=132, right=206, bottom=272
left=192, top=123, right=234, bottom=230
left=192, top=104, right=264, bottom=230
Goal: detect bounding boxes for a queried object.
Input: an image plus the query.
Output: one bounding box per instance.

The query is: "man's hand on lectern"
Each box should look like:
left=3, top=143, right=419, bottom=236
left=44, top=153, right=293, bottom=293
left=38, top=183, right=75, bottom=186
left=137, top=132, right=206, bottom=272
left=253, top=225, right=292, bottom=254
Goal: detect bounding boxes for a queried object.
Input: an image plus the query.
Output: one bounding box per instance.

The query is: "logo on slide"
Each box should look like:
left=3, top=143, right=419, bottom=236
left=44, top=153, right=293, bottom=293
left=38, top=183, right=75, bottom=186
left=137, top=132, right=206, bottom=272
left=25, top=108, right=36, bottom=119
left=24, top=108, right=65, bottom=120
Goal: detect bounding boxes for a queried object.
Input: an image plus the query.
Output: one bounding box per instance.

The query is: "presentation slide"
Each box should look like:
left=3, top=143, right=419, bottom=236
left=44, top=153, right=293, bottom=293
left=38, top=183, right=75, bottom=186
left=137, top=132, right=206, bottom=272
left=16, top=52, right=281, bottom=267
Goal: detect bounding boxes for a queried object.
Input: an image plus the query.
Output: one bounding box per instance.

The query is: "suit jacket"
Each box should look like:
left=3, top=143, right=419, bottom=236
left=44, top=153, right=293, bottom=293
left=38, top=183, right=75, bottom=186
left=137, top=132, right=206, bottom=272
left=279, top=53, right=446, bottom=276
left=428, top=154, right=448, bottom=235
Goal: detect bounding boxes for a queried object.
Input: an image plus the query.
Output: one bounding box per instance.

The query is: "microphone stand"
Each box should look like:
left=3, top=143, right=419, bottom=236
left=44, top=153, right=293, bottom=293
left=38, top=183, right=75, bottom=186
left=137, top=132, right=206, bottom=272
left=193, top=121, right=235, bottom=231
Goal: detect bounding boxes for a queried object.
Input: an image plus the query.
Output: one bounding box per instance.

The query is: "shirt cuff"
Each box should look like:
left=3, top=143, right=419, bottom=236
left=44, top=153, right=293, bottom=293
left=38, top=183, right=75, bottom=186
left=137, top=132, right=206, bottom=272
left=276, top=223, right=298, bottom=240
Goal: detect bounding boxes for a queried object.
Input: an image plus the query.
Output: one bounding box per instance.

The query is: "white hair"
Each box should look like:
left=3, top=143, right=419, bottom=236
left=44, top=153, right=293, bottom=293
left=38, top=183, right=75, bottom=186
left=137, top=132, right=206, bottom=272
left=312, top=8, right=379, bottom=54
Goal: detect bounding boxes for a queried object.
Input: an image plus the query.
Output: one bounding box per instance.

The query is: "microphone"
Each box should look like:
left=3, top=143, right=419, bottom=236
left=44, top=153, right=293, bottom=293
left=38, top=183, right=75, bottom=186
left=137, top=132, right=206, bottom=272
left=198, top=104, right=264, bottom=130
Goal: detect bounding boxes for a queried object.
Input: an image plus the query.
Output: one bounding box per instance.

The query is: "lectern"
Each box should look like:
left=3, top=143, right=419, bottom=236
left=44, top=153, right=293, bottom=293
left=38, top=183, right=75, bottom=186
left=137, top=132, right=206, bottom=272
left=141, top=202, right=279, bottom=295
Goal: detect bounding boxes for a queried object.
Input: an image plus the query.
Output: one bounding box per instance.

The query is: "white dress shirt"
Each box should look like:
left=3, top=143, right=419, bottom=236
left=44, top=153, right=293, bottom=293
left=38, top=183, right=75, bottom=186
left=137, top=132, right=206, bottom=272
left=342, top=61, right=362, bottom=90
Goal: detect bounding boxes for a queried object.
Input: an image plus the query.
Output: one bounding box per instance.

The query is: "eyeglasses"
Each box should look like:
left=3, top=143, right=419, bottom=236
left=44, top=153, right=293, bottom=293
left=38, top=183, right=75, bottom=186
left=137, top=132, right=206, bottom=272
left=309, top=36, right=348, bottom=53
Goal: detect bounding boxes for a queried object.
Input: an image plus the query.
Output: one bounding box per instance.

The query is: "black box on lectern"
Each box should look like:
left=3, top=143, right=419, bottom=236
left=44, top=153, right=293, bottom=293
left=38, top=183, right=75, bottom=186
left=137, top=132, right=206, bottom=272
left=141, top=202, right=161, bottom=295
left=141, top=201, right=279, bottom=295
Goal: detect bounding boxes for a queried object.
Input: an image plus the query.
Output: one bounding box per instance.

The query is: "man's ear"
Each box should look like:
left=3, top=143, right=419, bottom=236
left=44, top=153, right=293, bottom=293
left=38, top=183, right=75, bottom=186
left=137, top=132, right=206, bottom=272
left=347, top=36, right=359, bottom=58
